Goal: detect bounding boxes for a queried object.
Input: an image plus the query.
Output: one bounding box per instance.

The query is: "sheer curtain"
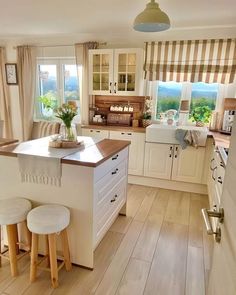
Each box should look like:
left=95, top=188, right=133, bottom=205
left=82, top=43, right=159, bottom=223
left=0, top=47, right=13, bottom=138
left=75, top=42, right=98, bottom=124
left=17, top=45, right=36, bottom=140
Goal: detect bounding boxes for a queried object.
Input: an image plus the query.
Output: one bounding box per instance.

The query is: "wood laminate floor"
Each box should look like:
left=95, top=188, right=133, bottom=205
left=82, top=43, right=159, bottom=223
left=0, top=185, right=214, bottom=295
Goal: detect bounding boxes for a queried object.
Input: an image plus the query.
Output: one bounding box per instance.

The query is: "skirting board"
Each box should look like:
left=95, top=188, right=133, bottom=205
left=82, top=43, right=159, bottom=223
left=128, top=175, right=208, bottom=195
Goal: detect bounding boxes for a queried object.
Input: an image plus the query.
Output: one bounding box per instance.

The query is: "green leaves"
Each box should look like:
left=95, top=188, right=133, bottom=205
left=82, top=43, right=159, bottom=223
left=54, top=103, right=77, bottom=128
left=190, top=105, right=212, bottom=123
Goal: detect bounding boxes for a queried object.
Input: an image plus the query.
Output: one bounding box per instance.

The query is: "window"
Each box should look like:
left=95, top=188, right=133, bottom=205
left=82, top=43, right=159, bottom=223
left=155, top=81, right=220, bottom=121
left=190, top=82, right=218, bottom=112
left=35, top=58, right=80, bottom=120
left=156, top=81, right=182, bottom=118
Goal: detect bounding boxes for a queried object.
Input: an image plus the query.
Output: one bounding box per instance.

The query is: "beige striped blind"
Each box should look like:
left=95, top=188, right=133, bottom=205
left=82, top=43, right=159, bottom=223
left=144, top=39, right=236, bottom=84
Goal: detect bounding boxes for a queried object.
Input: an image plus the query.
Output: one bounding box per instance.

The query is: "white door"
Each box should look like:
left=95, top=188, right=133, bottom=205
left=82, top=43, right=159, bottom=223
left=206, top=123, right=236, bottom=295
left=89, top=49, right=113, bottom=95
left=113, top=48, right=143, bottom=96
left=172, top=145, right=205, bottom=184
left=144, top=143, right=173, bottom=179
left=109, top=131, right=145, bottom=176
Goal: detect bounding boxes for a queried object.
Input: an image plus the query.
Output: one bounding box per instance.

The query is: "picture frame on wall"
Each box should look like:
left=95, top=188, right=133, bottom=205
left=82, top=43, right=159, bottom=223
left=5, top=63, right=18, bottom=85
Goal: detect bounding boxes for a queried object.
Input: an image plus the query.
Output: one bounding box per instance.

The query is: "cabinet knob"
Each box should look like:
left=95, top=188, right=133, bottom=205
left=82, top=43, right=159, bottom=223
left=218, top=176, right=223, bottom=184
left=110, top=194, right=118, bottom=203
left=114, top=82, right=117, bottom=93
left=109, top=82, right=112, bottom=93
left=111, top=168, right=119, bottom=175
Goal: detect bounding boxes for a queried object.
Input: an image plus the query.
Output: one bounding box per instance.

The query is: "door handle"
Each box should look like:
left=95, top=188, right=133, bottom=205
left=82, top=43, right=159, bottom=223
left=174, top=146, right=178, bottom=158
left=201, top=208, right=224, bottom=242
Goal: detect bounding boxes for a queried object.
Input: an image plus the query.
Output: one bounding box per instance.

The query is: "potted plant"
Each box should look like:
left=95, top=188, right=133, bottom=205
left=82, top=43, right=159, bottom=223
left=38, top=93, right=57, bottom=119
left=142, top=97, right=152, bottom=127
left=190, top=106, right=212, bottom=127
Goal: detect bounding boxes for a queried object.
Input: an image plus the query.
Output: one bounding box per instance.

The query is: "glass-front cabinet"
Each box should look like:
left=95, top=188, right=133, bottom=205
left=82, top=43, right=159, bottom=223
left=89, top=48, right=143, bottom=96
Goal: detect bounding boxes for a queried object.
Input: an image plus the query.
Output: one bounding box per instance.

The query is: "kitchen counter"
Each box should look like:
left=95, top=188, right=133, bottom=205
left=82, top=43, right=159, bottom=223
left=0, top=136, right=130, bottom=167
left=208, top=131, right=231, bottom=148
left=82, top=124, right=146, bottom=133
left=0, top=136, right=130, bottom=269
left=0, top=138, right=18, bottom=147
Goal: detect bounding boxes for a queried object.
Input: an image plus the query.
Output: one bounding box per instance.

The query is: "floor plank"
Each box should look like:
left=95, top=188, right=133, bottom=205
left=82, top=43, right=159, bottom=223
left=52, top=230, right=124, bottom=295
left=134, top=188, right=156, bottom=222
left=126, top=185, right=147, bottom=218
left=185, top=246, right=205, bottom=295
left=164, top=191, right=190, bottom=225
left=132, top=213, right=163, bottom=262
left=115, top=258, right=150, bottom=295
left=144, top=222, right=188, bottom=295
left=95, top=221, right=143, bottom=295
left=109, top=216, right=132, bottom=234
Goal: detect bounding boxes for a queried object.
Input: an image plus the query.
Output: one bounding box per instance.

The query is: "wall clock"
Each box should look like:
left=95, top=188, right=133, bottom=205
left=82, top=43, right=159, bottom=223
left=5, top=63, right=18, bottom=85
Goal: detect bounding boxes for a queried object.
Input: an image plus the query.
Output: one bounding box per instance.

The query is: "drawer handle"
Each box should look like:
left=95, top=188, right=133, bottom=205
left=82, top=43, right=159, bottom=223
left=210, top=158, right=216, bottom=171
left=218, top=176, right=223, bottom=184
left=112, top=168, right=119, bottom=175
left=96, top=130, right=101, bottom=133
left=121, top=132, right=125, bottom=135
left=90, top=130, right=93, bottom=132
left=110, top=194, right=118, bottom=203
left=112, top=154, right=119, bottom=160
left=127, top=133, right=132, bottom=135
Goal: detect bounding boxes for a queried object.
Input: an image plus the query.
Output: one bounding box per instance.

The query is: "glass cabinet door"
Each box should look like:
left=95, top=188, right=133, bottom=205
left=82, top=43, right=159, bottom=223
left=92, top=53, right=110, bottom=92
left=117, top=52, right=136, bottom=92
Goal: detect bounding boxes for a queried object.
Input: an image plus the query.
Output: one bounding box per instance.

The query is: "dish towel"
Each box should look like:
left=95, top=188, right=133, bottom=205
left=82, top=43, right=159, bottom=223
left=18, top=154, right=62, bottom=186
left=175, top=129, right=188, bottom=149
left=184, top=130, right=201, bottom=148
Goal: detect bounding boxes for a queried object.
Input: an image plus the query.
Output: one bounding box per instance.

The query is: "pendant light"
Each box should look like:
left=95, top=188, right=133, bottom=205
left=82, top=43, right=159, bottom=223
left=133, top=0, right=170, bottom=32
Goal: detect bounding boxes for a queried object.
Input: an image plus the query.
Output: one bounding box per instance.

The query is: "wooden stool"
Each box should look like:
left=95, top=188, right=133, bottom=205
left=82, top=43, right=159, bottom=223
left=27, top=204, right=72, bottom=288
left=0, top=198, right=32, bottom=276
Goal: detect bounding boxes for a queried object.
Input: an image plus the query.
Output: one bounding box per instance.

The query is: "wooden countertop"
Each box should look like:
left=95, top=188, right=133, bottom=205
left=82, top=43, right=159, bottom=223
left=0, top=138, right=18, bottom=147
left=208, top=131, right=231, bottom=148
left=82, top=124, right=146, bottom=133
left=0, top=136, right=130, bottom=167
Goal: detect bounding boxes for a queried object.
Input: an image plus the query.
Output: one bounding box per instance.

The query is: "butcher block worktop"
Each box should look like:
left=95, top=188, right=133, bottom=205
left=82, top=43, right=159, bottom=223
left=0, top=136, right=130, bottom=167
left=0, top=138, right=18, bottom=147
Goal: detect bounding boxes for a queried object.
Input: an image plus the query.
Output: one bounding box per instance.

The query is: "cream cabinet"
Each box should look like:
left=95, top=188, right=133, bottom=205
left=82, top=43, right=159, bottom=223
left=144, top=143, right=206, bottom=184
left=81, top=128, right=109, bottom=139
left=89, top=48, right=143, bottom=96
left=109, top=131, right=145, bottom=176
left=171, top=145, right=206, bottom=184
left=144, top=143, right=173, bottom=179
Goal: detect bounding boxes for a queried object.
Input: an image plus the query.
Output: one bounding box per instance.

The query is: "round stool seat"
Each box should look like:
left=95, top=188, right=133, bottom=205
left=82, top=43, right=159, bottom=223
left=27, top=205, right=70, bottom=235
left=0, top=198, right=32, bottom=225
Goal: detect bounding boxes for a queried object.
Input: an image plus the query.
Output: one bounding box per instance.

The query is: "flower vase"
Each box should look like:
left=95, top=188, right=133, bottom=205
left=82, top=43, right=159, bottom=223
left=61, top=123, right=77, bottom=141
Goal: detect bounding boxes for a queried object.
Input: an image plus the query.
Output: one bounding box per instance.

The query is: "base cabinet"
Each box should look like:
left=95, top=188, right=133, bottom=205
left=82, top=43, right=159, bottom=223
left=144, top=143, right=206, bottom=184
left=172, top=146, right=206, bottom=184
left=144, top=143, right=173, bottom=179
left=109, top=131, right=145, bottom=176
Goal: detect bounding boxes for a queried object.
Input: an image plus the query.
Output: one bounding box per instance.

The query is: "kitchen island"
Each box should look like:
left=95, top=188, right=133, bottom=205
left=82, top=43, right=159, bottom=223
left=0, top=136, right=130, bottom=269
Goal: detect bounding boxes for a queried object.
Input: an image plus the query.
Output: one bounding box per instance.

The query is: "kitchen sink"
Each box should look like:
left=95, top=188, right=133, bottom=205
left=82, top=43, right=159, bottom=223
left=146, top=124, right=208, bottom=146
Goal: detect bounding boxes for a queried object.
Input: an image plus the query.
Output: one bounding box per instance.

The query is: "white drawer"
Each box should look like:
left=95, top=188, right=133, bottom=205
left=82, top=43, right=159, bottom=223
left=94, top=177, right=126, bottom=247
left=95, top=160, right=126, bottom=205
left=94, top=147, right=129, bottom=182
left=82, top=128, right=109, bottom=139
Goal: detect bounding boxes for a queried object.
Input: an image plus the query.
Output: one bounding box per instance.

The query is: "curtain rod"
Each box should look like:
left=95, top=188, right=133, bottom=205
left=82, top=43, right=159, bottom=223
left=13, top=42, right=107, bottom=49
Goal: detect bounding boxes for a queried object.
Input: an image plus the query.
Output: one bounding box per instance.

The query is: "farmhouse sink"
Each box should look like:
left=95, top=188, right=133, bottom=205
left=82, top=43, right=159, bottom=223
left=145, top=124, right=208, bottom=146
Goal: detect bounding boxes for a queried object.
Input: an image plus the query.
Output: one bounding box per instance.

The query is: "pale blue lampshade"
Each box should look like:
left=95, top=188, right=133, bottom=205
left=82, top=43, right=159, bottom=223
left=133, top=0, right=170, bottom=32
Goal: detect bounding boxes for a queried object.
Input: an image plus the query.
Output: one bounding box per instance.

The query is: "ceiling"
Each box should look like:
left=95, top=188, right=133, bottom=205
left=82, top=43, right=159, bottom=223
left=0, top=0, right=235, bottom=46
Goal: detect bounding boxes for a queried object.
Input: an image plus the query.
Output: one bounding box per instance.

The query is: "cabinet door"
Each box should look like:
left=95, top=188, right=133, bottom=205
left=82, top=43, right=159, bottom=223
left=81, top=128, right=109, bottom=139
left=144, top=143, right=173, bottom=180
left=113, top=48, right=143, bottom=96
left=89, top=49, right=113, bottom=95
left=109, top=131, right=145, bottom=176
left=172, top=145, right=205, bottom=184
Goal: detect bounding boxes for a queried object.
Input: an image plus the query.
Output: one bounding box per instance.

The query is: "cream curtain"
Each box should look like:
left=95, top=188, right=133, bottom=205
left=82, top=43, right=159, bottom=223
left=0, top=47, right=13, bottom=138
left=75, top=42, right=98, bottom=124
left=17, top=46, right=36, bottom=140
left=144, top=39, right=236, bottom=84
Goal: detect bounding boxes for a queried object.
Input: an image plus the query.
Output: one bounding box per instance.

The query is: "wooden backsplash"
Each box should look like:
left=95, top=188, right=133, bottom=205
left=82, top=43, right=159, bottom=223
left=90, top=95, right=147, bottom=120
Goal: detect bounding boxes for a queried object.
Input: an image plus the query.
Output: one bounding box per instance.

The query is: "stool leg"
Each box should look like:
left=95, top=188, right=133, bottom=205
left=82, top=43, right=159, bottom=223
left=30, top=233, right=38, bottom=282
left=6, top=224, right=18, bottom=277
left=12, top=224, right=19, bottom=255
left=22, top=220, right=32, bottom=251
left=48, top=233, right=58, bottom=288
left=0, top=225, right=2, bottom=267
left=61, top=229, right=72, bottom=271
left=45, top=235, right=50, bottom=268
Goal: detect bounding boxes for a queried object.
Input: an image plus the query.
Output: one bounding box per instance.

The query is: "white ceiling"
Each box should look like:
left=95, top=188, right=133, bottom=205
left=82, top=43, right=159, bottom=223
left=0, top=0, right=236, bottom=46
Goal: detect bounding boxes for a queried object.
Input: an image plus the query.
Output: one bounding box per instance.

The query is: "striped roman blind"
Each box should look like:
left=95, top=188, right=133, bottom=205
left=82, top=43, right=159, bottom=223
left=144, top=39, right=236, bottom=84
